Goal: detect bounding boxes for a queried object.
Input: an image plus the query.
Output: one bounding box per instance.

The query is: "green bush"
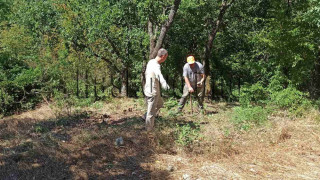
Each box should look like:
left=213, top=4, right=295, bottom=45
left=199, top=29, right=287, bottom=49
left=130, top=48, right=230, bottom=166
left=267, top=71, right=287, bottom=92
left=0, top=88, right=14, bottom=114
left=239, top=82, right=268, bottom=106
left=232, top=106, right=268, bottom=130
left=175, top=123, right=202, bottom=146
left=164, top=97, right=179, bottom=110
left=269, top=86, right=312, bottom=116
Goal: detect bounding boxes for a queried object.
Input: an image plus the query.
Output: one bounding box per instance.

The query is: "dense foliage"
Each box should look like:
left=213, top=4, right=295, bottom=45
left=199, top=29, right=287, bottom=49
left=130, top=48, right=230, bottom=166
left=0, top=0, right=319, bottom=115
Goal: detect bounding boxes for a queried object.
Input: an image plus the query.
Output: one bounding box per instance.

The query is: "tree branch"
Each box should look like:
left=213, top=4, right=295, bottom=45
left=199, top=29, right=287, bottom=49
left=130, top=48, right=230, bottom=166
left=105, top=35, right=126, bottom=62
left=150, top=0, right=181, bottom=59
left=72, top=39, right=121, bottom=73
left=203, top=0, right=235, bottom=75
left=148, top=20, right=156, bottom=58
left=92, top=52, right=121, bottom=73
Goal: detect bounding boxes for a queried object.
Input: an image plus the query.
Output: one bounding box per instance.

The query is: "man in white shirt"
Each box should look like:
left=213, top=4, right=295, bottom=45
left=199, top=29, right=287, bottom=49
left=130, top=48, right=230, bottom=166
left=144, top=48, right=170, bottom=131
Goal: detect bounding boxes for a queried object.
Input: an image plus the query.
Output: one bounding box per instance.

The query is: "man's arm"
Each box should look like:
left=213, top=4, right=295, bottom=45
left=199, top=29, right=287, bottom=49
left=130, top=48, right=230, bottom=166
left=154, top=64, right=170, bottom=90
left=183, top=64, right=194, bottom=93
left=197, top=62, right=206, bottom=85
left=184, top=76, right=194, bottom=93
left=198, top=74, right=206, bottom=85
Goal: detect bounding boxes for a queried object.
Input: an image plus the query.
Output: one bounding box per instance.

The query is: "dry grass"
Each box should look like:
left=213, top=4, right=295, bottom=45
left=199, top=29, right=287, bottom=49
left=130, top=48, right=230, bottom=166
left=1, top=98, right=320, bottom=179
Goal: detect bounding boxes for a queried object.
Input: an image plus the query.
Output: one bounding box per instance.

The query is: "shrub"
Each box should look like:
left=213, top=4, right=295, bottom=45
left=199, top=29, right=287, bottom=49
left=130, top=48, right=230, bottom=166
left=34, top=124, right=49, bottom=133
left=164, top=97, right=179, bottom=110
left=232, top=106, right=268, bottom=130
left=269, top=86, right=312, bottom=116
left=239, top=82, right=268, bottom=106
left=175, top=123, right=202, bottom=146
left=53, top=91, right=98, bottom=115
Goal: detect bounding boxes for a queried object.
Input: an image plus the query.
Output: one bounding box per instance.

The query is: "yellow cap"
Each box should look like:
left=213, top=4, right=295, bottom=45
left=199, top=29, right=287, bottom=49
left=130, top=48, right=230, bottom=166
left=187, top=56, right=195, bottom=64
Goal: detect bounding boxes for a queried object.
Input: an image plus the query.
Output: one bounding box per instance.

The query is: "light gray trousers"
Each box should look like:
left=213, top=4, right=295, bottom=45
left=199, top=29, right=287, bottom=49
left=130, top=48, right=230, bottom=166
left=145, top=94, right=163, bottom=131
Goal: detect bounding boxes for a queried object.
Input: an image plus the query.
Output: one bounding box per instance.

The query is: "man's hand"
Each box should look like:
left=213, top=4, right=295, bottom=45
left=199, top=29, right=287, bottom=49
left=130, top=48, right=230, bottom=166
left=197, top=81, right=203, bottom=87
left=188, top=86, right=194, bottom=93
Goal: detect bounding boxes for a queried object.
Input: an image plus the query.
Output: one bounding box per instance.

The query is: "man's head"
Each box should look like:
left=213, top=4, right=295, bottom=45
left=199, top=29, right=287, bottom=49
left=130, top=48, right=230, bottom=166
left=156, top=48, right=168, bottom=63
left=187, top=56, right=195, bottom=68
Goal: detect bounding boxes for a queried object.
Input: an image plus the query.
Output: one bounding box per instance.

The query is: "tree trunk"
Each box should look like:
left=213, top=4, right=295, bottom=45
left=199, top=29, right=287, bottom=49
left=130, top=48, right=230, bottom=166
left=141, top=38, right=147, bottom=96
left=102, top=77, right=105, bottom=93
left=181, top=77, right=184, bottom=93
left=221, top=83, right=224, bottom=100
left=110, top=73, right=116, bottom=97
left=202, top=0, right=235, bottom=99
left=94, top=77, right=97, bottom=101
left=120, top=68, right=127, bottom=97
left=76, top=67, right=79, bottom=97
left=311, top=46, right=320, bottom=98
left=148, top=20, right=158, bottom=60
left=141, top=0, right=182, bottom=90
left=211, top=77, right=215, bottom=100
left=149, top=0, right=182, bottom=59
left=238, top=76, right=241, bottom=97
left=126, top=68, right=129, bottom=97
left=229, top=76, right=232, bottom=101
left=85, top=70, right=89, bottom=98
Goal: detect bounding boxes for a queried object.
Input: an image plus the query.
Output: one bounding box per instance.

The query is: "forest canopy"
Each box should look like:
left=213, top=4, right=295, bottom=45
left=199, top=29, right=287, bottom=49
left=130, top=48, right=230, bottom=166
left=0, top=0, right=319, bottom=115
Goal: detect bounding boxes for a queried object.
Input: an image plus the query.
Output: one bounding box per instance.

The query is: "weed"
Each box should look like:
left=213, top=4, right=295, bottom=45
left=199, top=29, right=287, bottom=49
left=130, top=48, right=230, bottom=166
left=232, top=106, right=268, bottom=130
left=40, top=134, right=58, bottom=147
left=223, top=127, right=231, bottom=137
left=106, top=162, right=114, bottom=169
left=164, top=97, right=179, bottom=110
left=90, top=101, right=104, bottom=109
left=34, top=124, right=49, bottom=133
left=175, top=123, right=202, bottom=146
left=74, top=131, right=99, bottom=145
left=56, top=118, right=69, bottom=126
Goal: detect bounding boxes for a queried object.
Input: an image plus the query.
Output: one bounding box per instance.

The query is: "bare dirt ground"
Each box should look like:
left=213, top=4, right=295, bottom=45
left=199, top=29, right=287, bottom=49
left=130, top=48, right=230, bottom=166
left=1, top=98, right=320, bottom=179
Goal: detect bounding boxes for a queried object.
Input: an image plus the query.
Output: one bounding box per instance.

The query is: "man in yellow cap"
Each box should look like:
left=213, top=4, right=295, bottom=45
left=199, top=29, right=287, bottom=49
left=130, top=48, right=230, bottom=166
left=178, top=55, right=205, bottom=112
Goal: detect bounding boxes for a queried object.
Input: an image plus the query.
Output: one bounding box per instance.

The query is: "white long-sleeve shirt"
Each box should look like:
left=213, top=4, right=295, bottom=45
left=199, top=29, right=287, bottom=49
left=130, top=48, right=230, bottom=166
left=144, top=59, right=170, bottom=97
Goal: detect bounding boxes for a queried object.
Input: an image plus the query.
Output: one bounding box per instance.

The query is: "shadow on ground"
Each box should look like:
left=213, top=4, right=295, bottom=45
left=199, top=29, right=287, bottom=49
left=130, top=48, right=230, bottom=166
left=0, top=112, right=172, bottom=179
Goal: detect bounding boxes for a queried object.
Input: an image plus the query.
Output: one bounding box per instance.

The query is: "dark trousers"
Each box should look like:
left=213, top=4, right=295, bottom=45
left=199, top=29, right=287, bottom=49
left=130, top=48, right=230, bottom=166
left=178, top=84, right=204, bottom=110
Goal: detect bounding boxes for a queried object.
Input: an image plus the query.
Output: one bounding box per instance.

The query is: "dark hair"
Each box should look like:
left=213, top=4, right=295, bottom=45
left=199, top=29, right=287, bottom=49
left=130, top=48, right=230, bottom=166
left=157, top=48, right=168, bottom=57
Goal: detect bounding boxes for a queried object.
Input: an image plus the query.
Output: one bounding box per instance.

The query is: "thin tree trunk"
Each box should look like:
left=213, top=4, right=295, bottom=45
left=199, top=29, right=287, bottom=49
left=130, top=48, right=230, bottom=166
left=94, top=76, right=97, bottom=101
left=238, top=76, right=241, bottom=97
left=141, top=38, right=147, bottom=96
left=149, top=0, right=182, bottom=59
left=126, top=68, right=129, bottom=97
left=229, top=76, right=232, bottom=101
left=221, top=83, right=224, bottom=100
left=111, top=73, right=116, bottom=97
left=141, top=0, right=182, bottom=90
left=120, top=68, right=127, bottom=97
left=85, top=70, right=89, bottom=98
left=76, top=67, right=79, bottom=97
left=202, top=0, right=235, bottom=99
left=311, top=46, right=320, bottom=98
left=211, top=78, right=215, bottom=100
left=102, top=77, right=105, bottom=93
left=181, top=77, right=184, bottom=94
left=148, top=21, right=158, bottom=60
